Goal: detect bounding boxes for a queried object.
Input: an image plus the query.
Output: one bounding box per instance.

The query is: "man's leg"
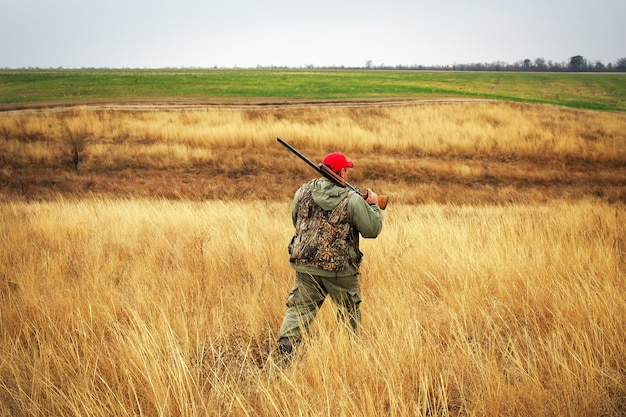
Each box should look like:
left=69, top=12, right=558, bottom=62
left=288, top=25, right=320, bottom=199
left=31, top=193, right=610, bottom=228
left=278, top=272, right=327, bottom=352
left=323, top=274, right=362, bottom=334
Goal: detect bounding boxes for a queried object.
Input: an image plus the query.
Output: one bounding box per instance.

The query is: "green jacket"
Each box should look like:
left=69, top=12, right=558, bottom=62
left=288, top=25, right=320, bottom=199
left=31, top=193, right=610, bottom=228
left=289, top=177, right=383, bottom=277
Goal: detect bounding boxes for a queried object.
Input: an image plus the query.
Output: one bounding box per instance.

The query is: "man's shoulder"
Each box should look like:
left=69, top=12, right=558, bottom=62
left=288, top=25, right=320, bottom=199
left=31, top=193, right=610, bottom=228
left=346, top=190, right=366, bottom=205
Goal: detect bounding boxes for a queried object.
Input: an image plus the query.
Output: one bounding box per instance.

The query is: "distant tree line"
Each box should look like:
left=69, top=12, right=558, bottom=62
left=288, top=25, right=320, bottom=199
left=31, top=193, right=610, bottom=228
left=7, top=55, right=626, bottom=72
left=265, top=55, right=626, bottom=72
left=436, top=55, right=626, bottom=72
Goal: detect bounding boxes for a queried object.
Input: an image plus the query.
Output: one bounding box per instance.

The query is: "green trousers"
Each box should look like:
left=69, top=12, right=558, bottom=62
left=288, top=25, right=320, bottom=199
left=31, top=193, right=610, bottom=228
left=279, top=271, right=362, bottom=342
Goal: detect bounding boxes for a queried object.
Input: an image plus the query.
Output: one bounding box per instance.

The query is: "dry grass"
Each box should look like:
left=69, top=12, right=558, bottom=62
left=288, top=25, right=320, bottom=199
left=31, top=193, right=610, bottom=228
left=1, top=100, right=626, bottom=415
left=1, top=101, right=625, bottom=204
left=2, top=102, right=626, bottom=162
left=1, top=199, right=624, bottom=416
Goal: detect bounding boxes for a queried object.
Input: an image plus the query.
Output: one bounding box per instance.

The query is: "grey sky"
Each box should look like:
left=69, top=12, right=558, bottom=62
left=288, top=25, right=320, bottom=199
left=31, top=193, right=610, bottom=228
left=1, top=0, right=624, bottom=68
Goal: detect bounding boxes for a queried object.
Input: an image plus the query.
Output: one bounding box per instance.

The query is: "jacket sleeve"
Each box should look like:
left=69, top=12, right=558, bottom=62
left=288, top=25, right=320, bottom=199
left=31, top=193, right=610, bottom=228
left=348, top=192, right=383, bottom=238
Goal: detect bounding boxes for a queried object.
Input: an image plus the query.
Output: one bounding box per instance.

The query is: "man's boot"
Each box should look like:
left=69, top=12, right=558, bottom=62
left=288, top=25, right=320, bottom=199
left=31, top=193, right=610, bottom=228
left=278, top=337, right=293, bottom=355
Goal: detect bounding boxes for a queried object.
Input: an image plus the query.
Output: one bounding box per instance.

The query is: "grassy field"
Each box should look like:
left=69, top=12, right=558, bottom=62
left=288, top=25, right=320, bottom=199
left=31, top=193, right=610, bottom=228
left=1, top=199, right=624, bottom=416
left=1, top=72, right=626, bottom=416
left=1, top=69, right=625, bottom=111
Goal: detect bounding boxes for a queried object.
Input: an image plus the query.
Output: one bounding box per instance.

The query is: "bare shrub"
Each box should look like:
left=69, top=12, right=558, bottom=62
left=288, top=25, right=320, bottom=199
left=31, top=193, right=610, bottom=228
left=64, top=124, right=89, bottom=174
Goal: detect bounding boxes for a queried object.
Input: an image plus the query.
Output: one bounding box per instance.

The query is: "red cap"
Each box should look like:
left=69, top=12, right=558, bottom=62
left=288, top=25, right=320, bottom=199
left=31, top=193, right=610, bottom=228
left=322, top=152, right=354, bottom=173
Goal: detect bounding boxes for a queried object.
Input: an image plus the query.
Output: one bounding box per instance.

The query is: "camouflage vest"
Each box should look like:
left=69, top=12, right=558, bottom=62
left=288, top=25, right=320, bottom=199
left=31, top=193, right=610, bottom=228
left=288, top=182, right=362, bottom=271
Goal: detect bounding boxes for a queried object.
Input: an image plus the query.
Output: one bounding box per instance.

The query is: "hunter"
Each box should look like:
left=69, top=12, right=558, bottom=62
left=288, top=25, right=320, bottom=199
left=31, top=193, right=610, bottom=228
left=278, top=151, right=383, bottom=355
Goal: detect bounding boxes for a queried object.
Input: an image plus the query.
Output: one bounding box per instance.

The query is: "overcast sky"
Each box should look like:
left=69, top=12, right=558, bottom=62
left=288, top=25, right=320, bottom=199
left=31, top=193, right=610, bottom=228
left=2, top=0, right=624, bottom=69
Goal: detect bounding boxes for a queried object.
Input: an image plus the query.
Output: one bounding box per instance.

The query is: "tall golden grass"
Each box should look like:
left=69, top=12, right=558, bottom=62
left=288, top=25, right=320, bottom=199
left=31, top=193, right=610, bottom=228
left=1, top=100, right=625, bottom=415
left=1, top=198, right=625, bottom=416
left=2, top=102, right=626, bottom=167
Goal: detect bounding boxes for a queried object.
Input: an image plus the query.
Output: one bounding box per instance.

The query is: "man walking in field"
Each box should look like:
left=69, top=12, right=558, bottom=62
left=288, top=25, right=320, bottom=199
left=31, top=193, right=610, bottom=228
left=278, top=151, right=383, bottom=356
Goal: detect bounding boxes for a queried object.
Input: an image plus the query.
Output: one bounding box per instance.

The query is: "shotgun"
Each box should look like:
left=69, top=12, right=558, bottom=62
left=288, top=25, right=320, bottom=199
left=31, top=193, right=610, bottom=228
left=276, top=136, right=388, bottom=210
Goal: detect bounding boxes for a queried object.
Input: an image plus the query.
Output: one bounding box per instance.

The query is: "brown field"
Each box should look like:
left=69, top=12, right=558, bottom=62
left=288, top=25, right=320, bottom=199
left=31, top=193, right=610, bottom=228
left=1, top=100, right=625, bottom=204
left=1, top=100, right=625, bottom=416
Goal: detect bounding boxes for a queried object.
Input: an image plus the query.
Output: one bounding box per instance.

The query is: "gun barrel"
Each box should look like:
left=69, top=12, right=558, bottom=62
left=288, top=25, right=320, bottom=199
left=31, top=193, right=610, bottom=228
left=276, top=137, right=319, bottom=173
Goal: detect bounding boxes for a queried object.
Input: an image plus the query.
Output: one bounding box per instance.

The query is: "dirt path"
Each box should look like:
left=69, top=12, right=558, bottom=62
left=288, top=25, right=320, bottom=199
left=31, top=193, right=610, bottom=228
left=0, top=97, right=500, bottom=114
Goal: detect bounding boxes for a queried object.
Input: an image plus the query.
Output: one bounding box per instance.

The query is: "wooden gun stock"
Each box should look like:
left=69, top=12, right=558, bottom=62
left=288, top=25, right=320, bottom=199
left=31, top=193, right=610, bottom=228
left=375, top=195, right=388, bottom=210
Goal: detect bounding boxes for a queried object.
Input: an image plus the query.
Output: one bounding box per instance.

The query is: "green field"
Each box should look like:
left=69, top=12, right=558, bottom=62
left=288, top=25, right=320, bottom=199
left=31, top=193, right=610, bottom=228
left=1, top=69, right=625, bottom=111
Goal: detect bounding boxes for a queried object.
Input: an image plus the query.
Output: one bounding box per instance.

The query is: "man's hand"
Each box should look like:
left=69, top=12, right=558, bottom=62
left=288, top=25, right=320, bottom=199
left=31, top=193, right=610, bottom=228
left=365, top=189, right=379, bottom=206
